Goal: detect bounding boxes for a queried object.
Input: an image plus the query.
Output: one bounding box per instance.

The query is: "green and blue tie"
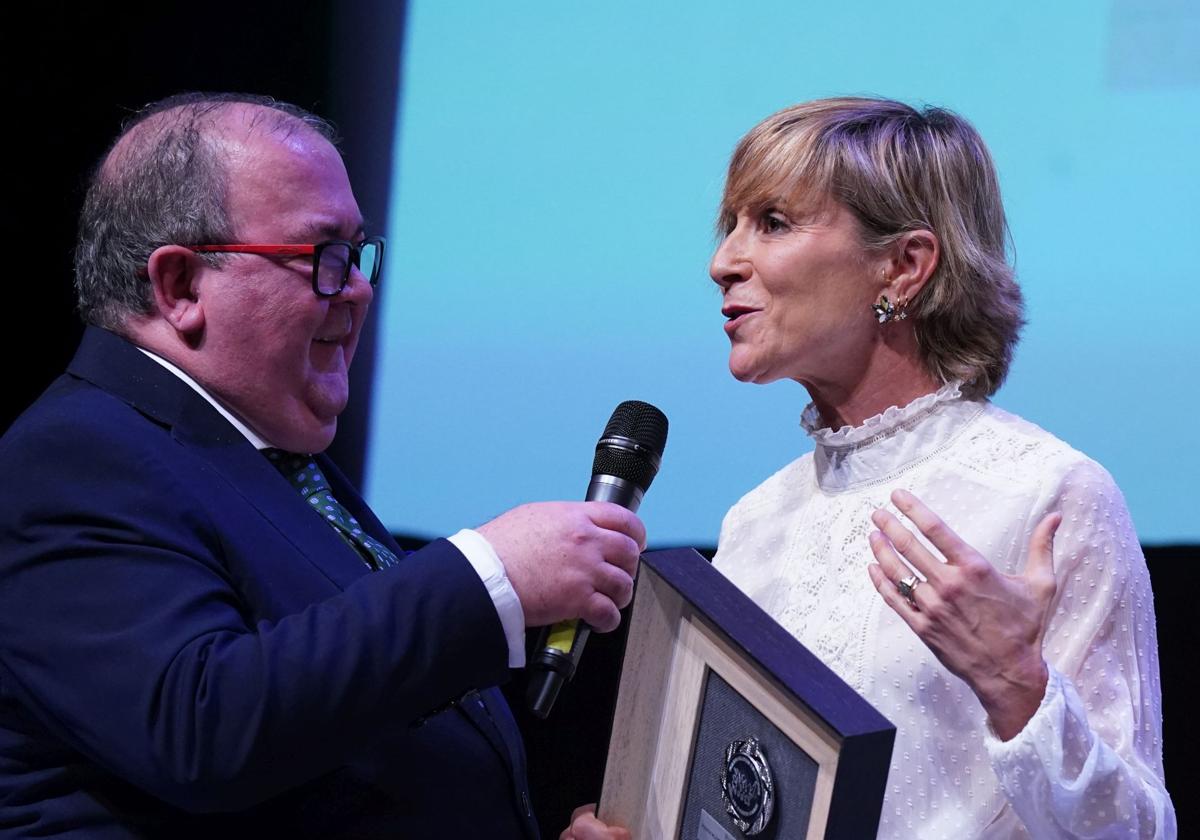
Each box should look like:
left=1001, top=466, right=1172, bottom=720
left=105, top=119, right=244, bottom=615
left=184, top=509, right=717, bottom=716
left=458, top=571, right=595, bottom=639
left=264, top=449, right=399, bottom=570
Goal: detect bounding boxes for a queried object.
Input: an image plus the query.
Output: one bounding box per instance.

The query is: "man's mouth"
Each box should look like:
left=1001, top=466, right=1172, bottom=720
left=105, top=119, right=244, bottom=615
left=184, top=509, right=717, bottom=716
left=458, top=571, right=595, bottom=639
left=314, top=312, right=353, bottom=344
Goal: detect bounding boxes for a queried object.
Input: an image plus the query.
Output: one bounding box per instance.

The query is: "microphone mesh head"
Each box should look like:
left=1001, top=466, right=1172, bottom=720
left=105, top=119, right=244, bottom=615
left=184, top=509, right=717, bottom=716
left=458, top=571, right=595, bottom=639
left=592, top=400, right=669, bottom=489
left=600, top=400, right=669, bottom=456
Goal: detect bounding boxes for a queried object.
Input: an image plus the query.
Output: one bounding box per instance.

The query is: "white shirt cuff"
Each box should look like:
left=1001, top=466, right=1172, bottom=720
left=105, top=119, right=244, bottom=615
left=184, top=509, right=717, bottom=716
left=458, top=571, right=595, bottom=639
left=447, top=528, right=526, bottom=668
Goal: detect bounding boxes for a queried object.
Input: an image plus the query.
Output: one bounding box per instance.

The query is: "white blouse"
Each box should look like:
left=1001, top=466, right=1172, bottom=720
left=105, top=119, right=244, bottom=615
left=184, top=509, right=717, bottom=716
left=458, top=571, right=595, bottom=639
left=713, top=383, right=1176, bottom=838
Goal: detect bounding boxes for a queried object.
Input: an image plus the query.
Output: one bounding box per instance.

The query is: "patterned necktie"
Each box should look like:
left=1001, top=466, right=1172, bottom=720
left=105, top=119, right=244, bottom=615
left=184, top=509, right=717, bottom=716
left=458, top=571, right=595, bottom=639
left=264, top=449, right=399, bottom=570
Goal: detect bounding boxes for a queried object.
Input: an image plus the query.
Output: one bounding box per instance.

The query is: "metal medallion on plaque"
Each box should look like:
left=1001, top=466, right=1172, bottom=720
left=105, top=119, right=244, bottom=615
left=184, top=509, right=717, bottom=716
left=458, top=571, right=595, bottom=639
left=721, top=736, right=775, bottom=835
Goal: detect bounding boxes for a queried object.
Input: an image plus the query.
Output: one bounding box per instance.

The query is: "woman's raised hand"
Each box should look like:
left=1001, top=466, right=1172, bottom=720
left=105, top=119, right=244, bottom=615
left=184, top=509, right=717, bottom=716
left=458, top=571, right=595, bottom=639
left=866, top=489, right=1062, bottom=740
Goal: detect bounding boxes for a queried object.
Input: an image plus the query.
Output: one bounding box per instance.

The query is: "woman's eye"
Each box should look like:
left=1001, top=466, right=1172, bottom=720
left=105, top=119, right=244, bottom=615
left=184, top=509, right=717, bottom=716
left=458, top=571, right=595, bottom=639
left=761, top=212, right=787, bottom=233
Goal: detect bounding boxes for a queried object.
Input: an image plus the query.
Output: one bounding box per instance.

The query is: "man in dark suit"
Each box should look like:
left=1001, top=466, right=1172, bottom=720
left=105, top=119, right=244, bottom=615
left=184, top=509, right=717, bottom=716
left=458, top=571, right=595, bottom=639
left=0, top=93, right=643, bottom=838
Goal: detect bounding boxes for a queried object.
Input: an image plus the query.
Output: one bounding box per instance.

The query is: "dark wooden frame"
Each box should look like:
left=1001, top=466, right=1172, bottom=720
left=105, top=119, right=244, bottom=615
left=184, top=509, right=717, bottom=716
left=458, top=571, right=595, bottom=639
left=599, top=549, right=895, bottom=839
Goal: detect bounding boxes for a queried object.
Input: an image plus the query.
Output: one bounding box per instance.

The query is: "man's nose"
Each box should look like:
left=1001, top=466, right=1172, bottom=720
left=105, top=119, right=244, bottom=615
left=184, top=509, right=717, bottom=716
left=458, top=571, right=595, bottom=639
left=338, top=265, right=374, bottom=305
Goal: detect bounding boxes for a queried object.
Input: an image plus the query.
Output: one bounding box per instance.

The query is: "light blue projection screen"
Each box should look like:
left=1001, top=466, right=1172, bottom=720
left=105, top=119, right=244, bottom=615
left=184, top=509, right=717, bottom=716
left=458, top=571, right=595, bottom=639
left=365, top=1, right=1199, bottom=546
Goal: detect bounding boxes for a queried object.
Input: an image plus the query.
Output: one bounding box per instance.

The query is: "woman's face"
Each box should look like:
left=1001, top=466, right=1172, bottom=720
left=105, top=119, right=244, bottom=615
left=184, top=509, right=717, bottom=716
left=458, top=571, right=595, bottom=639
left=710, top=198, right=886, bottom=391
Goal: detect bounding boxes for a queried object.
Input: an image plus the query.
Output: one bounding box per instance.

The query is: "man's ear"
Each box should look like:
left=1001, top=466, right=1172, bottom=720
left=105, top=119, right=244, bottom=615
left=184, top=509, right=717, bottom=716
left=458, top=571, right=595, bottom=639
left=887, top=229, right=940, bottom=303
left=146, top=245, right=206, bottom=337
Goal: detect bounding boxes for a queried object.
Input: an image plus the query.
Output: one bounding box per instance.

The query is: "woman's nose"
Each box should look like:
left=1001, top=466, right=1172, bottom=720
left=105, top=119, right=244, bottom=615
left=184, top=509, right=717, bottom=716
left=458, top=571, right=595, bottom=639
left=710, top=226, right=748, bottom=290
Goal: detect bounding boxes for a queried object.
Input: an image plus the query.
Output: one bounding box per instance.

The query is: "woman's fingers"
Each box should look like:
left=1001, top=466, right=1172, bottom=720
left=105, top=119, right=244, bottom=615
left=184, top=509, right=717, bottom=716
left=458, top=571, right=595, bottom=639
left=870, top=505, right=943, bottom=582
left=1023, top=512, right=1062, bottom=609
left=1025, top=512, right=1062, bottom=582
left=868, top=530, right=931, bottom=612
left=866, top=559, right=928, bottom=633
left=891, top=489, right=973, bottom=564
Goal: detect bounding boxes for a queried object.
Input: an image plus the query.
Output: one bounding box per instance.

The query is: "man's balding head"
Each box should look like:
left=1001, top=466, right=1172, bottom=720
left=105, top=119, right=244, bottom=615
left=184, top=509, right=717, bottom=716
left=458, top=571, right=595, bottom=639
left=74, top=93, right=339, bottom=331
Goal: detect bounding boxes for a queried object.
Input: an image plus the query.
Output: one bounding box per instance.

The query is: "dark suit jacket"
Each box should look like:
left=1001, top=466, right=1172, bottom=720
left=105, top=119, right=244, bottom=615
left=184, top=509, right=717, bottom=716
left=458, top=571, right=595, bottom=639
left=0, top=327, right=539, bottom=838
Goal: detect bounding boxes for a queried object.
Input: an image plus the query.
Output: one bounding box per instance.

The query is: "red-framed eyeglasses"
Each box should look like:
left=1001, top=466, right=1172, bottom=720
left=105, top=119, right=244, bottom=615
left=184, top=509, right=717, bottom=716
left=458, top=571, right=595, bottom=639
left=190, top=237, right=385, bottom=297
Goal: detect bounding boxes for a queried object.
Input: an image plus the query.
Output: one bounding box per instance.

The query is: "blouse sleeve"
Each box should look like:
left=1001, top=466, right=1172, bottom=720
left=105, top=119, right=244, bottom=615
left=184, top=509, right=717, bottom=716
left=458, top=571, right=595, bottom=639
left=984, top=458, right=1177, bottom=838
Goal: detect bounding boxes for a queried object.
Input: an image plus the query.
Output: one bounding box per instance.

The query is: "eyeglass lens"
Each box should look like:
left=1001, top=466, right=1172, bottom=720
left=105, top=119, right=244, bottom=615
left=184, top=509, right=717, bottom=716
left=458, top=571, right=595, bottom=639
left=315, top=241, right=382, bottom=295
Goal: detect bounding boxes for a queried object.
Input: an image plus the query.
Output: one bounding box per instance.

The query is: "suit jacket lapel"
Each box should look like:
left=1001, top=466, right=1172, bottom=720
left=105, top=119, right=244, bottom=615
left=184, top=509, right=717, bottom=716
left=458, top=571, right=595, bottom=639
left=67, top=327, right=369, bottom=591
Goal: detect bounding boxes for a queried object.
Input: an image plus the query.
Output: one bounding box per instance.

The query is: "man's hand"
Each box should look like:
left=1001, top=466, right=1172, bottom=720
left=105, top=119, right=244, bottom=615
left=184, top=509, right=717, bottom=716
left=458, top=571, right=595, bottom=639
left=476, top=502, right=646, bottom=632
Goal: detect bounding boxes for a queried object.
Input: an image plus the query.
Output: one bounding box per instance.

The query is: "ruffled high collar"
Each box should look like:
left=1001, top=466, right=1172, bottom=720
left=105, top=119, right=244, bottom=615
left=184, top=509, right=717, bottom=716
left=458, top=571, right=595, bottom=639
left=801, top=382, right=986, bottom=492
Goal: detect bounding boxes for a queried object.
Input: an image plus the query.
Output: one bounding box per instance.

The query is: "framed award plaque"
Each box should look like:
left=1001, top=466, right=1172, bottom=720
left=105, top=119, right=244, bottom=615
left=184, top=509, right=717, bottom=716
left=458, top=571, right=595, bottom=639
left=598, top=549, right=895, bottom=839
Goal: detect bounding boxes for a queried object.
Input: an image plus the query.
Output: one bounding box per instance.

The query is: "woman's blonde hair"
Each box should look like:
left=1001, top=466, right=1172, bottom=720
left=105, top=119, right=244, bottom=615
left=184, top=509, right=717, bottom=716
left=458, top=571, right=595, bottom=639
left=719, top=97, right=1023, bottom=398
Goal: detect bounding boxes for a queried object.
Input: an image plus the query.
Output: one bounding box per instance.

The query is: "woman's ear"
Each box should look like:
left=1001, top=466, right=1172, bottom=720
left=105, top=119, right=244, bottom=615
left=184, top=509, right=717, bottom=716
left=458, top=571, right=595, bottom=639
left=887, top=229, right=940, bottom=304
left=146, top=245, right=207, bottom=337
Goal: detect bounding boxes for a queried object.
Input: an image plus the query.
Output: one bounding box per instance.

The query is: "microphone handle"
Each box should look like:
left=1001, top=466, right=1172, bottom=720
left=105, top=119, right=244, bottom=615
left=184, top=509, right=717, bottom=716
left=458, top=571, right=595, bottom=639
left=527, top=622, right=592, bottom=718
left=526, top=473, right=644, bottom=718
left=583, top=474, right=645, bottom=511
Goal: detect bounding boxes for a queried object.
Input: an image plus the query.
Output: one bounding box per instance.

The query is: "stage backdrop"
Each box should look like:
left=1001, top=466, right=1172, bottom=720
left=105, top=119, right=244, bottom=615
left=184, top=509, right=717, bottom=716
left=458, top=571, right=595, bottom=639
left=364, top=0, right=1199, bottom=546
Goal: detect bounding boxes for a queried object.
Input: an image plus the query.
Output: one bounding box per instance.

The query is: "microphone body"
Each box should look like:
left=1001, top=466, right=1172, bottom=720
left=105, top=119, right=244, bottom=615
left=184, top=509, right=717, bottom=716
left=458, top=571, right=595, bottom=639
left=526, top=401, right=667, bottom=719
left=584, top=474, right=645, bottom=511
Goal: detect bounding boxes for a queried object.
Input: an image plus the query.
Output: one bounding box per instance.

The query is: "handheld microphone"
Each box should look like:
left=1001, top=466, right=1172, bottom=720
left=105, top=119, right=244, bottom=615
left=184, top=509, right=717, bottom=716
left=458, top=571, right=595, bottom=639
left=526, top=400, right=668, bottom=719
